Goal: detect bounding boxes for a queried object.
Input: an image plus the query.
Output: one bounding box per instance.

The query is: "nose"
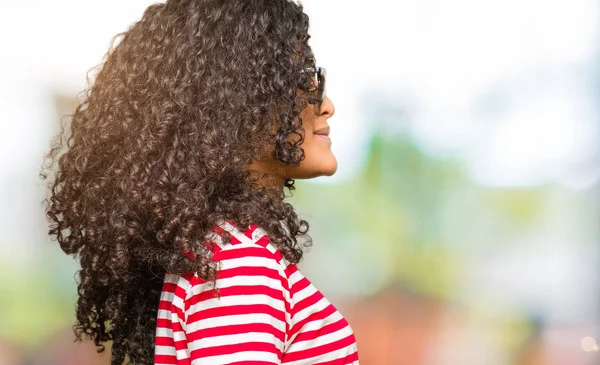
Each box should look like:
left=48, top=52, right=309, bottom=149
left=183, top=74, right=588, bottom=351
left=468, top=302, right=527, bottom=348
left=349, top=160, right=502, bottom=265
left=319, top=95, right=335, bottom=118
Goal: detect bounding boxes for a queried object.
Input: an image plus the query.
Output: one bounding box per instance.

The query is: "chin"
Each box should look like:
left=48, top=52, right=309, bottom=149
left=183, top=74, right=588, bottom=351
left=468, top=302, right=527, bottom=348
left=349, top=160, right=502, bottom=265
left=313, top=158, right=338, bottom=178
left=288, top=153, right=338, bottom=179
left=322, top=163, right=338, bottom=176
left=288, top=164, right=337, bottom=180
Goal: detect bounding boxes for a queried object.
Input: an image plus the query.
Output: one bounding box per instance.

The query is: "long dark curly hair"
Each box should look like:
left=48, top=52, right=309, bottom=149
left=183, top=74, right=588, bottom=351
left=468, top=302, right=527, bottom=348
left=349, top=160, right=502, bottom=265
left=39, top=0, right=320, bottom=363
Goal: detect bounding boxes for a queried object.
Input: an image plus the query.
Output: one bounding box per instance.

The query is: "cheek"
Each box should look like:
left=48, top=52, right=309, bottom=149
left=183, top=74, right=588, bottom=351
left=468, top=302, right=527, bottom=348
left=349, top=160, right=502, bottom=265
left=301, top=107, right=316, bottom=132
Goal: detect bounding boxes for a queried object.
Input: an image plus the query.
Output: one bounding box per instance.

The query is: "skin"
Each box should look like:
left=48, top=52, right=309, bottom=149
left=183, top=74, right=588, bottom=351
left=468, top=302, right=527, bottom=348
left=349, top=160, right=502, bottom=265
left=248, top=94, right=337, bottom=187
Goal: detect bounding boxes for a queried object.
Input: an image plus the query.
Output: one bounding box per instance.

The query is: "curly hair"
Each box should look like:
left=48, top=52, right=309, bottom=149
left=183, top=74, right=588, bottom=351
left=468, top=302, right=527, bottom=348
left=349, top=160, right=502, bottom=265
left=39, top=0, right=320, bottom=363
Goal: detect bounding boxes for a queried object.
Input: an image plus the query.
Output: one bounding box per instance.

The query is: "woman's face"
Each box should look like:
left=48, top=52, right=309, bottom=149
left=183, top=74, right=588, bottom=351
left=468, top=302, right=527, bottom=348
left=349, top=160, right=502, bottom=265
left=286, top=94, right=337, bottom=178
left=248, top=94, right=337, bottom=186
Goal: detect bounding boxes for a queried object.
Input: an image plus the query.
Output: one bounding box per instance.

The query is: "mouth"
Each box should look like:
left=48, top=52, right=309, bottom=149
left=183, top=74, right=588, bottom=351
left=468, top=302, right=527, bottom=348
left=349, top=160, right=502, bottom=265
left=314, top=126, right=330, bottom=137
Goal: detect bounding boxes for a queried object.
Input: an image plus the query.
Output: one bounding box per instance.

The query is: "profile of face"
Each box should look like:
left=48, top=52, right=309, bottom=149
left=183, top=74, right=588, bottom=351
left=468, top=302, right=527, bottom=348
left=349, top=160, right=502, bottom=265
left=249, top=92, right=337, bottom=186
left=287, top=94, right=337, bottom=178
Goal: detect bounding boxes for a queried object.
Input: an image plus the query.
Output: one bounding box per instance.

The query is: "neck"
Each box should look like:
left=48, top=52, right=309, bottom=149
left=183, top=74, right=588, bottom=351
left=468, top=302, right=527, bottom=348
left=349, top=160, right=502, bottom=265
left=246, top=160, right=287, bottom=188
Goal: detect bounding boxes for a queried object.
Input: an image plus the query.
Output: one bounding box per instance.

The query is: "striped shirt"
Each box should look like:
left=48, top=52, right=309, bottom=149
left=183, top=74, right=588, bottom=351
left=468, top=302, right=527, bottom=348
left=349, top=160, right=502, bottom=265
left=154, top=220, right=359, bottom=364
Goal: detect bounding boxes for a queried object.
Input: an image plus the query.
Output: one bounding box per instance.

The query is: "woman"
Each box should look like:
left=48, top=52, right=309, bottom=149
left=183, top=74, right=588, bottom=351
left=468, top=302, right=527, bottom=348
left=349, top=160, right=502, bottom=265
left=40, top=0, right=359, bottom=364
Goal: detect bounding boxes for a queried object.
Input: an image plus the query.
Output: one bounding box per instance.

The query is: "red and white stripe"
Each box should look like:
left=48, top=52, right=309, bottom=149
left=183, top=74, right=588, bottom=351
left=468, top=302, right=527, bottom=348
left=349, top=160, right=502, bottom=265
left=154, top=220, right=359, bottom=364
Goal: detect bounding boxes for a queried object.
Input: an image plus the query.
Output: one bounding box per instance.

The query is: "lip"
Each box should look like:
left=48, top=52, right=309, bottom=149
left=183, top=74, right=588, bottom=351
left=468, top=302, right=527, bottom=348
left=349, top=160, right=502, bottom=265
left=315, top=134, right=331, bottom=143
left=314, top=126, right=330, bottom=136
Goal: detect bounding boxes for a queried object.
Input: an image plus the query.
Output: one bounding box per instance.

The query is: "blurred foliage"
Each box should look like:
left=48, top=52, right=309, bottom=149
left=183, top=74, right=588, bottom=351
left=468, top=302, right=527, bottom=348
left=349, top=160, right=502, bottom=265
left=0, top=244, right=77, bottom=349
left=293, top=124, right=549, bottom=299
left=294, top=127, right=471, bottom=299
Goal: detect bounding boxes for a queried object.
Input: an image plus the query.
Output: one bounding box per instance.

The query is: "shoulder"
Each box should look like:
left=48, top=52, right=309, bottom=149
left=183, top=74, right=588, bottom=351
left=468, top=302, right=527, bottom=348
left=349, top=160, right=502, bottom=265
left=164, top=221, right=295, bottom=304
left=211, top=220, right=289, bottom=266
left=182, top=220, right=293, bottom=289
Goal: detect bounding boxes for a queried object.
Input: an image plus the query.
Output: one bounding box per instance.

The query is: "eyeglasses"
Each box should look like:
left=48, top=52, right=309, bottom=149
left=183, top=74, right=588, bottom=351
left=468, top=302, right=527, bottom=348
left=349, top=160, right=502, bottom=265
left=301, top=66, right=327, bottom=111
left=316, top=66, right=326, bottom=111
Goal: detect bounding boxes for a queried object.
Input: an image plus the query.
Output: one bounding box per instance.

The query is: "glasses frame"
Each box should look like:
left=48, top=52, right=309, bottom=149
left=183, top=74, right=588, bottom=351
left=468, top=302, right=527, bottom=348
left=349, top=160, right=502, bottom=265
left=316, top=66, right=326, bottom=111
